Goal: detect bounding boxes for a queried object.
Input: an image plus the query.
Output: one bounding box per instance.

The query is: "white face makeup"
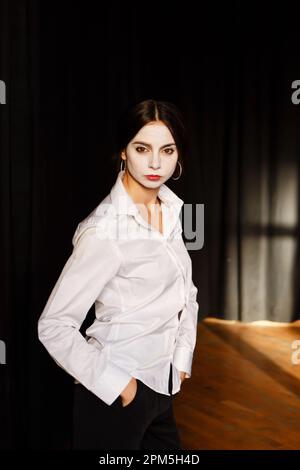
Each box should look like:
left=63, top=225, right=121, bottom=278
left=122, top=121, right=179, bottom=188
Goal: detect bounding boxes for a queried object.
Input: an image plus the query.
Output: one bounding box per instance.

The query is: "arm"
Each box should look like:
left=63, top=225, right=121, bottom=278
left=37, top=227, right=132, bottom=406
left=173, top=277, right=199, bottom=379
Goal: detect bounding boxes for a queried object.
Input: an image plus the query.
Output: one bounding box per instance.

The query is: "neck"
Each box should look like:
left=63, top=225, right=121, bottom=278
left=122, top=170, right=161, bottom=209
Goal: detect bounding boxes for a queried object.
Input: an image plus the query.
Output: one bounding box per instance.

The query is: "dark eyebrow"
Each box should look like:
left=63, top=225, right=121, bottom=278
left=132, top=141, right=176, bottom=149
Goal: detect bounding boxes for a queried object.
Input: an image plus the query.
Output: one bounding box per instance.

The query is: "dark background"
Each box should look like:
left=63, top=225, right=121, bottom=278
left=1, top=0, right=300, bottom=449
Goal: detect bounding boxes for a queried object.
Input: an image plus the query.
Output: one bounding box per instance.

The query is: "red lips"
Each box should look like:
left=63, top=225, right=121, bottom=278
left=146, top=175, right=161, bottom=180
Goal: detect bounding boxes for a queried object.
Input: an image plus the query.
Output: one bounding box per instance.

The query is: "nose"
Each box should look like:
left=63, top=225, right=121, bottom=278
left=148, top=151, right=161, bottom=169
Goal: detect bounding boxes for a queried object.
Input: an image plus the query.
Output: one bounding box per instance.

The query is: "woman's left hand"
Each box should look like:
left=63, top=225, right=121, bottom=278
left=179, top=371, right=187, bottom=383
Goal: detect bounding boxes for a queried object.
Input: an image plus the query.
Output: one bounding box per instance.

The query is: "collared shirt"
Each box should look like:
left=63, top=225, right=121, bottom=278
left=37, top=169, right=199, bottom=406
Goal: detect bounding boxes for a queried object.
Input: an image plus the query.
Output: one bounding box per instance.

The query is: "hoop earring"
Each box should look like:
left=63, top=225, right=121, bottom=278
left=171, top=161, right=182, bottom=180
left=120, top=159, right=126, bottom=172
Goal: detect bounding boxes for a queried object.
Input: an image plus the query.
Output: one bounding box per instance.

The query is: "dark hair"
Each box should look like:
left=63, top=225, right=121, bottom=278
left=112, top=99, right=187, bottom=175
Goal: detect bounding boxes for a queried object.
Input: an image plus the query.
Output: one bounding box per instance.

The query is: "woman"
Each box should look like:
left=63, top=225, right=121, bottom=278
left=37, top=99, right=199, bottom=450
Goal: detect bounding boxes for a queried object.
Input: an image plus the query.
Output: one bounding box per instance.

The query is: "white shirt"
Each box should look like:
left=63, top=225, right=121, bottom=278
left=37, top=169, right=199, bottom=406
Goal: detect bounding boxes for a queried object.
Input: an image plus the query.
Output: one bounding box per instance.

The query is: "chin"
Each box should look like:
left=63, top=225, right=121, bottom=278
left=142, top=182, right=162, bottom=189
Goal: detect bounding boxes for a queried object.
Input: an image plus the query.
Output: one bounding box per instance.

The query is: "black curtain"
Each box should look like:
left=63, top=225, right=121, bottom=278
left=1, top=0, right=300, bottom=449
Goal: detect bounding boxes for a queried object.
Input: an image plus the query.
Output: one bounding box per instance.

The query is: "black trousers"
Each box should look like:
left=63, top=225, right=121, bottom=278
left=72, top=363, right=181, bottom=450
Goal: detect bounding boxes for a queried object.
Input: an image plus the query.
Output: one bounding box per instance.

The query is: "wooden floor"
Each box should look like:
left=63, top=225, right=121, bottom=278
left=173, top=317, right=300, bottom=450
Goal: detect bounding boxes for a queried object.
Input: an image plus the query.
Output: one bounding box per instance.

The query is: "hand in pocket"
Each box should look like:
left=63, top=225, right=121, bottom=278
left=120, top=377, right=138, bottom=407
left=179, top=371, right=187, bottom=383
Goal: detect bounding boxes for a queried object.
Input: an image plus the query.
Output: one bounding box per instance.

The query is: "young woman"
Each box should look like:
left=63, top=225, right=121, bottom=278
left=37, top=99, right=199, bottom=450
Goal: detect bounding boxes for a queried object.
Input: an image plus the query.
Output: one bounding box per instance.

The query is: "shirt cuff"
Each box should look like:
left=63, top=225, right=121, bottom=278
left=173, top=346, right=193, bottom=378
left=91, top=360, right=133, bottom=406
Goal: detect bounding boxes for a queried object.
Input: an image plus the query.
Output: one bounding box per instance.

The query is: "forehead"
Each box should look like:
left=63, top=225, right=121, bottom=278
left=132, top=122, right=174, bottom=144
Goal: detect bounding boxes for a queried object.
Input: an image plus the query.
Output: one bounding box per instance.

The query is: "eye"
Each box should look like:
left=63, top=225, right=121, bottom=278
left=163, top=148, right=175, bottom=155
left=136, top=146, right=148, bottom=153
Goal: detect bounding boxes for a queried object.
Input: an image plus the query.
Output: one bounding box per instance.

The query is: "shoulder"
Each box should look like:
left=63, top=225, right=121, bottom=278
left=72, top=194, right=117, bottom=248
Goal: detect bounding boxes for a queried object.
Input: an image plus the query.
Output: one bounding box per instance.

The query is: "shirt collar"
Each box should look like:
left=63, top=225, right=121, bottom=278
left=110, top=169, right=184, bottom=217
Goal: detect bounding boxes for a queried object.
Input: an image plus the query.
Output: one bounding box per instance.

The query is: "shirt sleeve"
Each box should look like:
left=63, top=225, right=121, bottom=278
left=37, top=226, right=132, bottom=406
left=173, top=276, right=199, bottom=378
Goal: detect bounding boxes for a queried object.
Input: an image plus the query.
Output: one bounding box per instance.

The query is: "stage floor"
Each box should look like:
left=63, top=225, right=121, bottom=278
left=174, top=317, right=300, bottom=450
